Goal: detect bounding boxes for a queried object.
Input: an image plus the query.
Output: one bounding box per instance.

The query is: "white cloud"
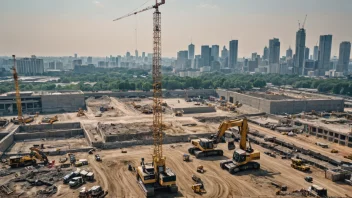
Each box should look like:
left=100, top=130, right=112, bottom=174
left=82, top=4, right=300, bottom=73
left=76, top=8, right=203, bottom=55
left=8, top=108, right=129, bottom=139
left=93, top=1, right=104, bottom=8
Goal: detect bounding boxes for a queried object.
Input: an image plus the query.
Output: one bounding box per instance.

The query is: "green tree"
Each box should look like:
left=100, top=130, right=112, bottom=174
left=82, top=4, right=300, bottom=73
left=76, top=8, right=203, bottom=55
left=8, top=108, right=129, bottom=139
left=253, top=79, right=266, bottom=88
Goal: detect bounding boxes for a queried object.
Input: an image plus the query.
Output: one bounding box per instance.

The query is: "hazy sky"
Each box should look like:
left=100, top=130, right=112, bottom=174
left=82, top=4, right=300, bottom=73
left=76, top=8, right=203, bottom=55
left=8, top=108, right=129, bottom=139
left=1, top=0, right=351, bottom=58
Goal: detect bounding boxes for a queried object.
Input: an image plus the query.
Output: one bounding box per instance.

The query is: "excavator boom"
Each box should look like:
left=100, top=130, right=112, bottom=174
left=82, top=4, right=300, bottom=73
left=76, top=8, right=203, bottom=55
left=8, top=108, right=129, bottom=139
left=213, top=118, right=248, bottom=150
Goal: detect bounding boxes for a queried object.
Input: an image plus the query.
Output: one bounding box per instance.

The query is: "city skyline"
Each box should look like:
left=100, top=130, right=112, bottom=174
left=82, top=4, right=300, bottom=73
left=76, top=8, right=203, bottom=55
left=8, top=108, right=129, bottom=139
left=1, top=0, right=352, bottom=58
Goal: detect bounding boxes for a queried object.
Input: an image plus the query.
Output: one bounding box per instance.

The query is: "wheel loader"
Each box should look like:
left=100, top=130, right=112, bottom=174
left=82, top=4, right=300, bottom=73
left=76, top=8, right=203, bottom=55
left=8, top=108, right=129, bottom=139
left=291, top=158, right=310, bottom=172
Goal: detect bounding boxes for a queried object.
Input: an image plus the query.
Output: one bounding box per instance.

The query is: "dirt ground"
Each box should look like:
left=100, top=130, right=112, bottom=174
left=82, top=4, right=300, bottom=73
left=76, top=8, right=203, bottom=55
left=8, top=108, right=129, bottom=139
left=48, top=142, right=352, bottom=198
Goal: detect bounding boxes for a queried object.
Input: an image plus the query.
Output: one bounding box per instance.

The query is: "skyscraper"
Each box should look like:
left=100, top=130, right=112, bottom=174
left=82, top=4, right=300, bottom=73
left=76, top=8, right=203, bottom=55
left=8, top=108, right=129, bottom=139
left=221, top=46, right=228, bottom=59
left=142, top=52, right=145, bottom=59
left=286, top=46, right=293, bottom=59
left=295, top=28, right=306, bottom=75
left=313, top=46, right=319, bottom=61
left=269, top=38, right=280, bottom=65
left=337, top=41, right=351, bottom=74
left=211, top=45, right=220, bottom=61
left=188, top=43, right=195, bottom=60
left=177, top=50, right=188, bottom=69
left=201, top=45, right=211, bottom=67
left=229, top=40, right=238, bottom=69
left=87, top=56, right=92, bottom=64
left=305, top=47, right=310, bottom=60
left=135, top=50, right=139, bottom=58
left=16, top=56, right=44, bottom=75
left=317, top=35, right=333, bottom=76
left=263, top=46, right=269, bottom=60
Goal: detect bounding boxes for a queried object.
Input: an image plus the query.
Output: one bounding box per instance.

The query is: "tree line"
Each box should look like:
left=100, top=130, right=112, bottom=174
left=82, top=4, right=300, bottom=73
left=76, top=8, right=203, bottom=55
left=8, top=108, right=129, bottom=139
left=1, top=68, right=352, bottom=96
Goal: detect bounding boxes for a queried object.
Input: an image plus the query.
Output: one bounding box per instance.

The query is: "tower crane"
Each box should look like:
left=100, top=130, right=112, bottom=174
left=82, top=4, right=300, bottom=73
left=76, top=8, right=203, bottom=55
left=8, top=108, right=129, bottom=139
left=113, top=1, right=178, bottom=197
left=12, top=55, right=23, bottom=125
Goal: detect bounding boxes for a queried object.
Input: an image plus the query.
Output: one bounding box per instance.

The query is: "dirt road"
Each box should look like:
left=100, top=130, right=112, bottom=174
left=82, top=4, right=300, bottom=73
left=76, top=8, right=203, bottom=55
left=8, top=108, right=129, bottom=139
left=53, top=143, right=352, bottom=198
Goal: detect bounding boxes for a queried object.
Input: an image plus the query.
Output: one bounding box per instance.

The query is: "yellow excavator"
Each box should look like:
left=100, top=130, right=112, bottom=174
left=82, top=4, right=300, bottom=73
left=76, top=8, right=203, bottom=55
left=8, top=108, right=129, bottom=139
left=220, top=118, right=261, bottom=174
left=9, top=155, right=37, bottom=168
left=30, top=147, right=49, bottom=165
left=188, top=119, right=244, bottom=158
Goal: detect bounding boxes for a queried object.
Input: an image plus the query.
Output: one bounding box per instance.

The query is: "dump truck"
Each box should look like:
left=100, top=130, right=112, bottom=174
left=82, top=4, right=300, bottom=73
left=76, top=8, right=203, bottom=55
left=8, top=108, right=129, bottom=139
left=308, top=184, right=327, bottom=197
left=291, top=158, right=310, bottom=172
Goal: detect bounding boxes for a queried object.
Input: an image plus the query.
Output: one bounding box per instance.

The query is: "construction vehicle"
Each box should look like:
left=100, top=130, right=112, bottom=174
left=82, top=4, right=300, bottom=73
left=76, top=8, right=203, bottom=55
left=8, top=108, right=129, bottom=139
left=197, top=165, right=204, bottom=173
left=344, top=154, right=352, bottom=160
left=132, top=102, right=141, bottom=109
left=41, top=115, right=58, bottom=124
left=89, top=186, right=107, bottom=198
left=308, top=184, right=327, bottom=197
left=183, top=154, right=190, bottom=162
left=291, top=158, right=310, bottom=172
left=305, top=176, right=313, bottom=182
left=331, top=149, right=338, bottom=153
left=69, top=176, right=85, bottom=188
left=189, top=119, right=252, bottom=158
left=11, top=116, right=34, bottom=124
left=175, top=110, right=183, bottom=117
left=220, top=118, right=261, bottom=174
left=77, top=108, right=85, bottom=117
left=8, top=156, right=37, bottom=168
left=29, top=147, right=48, bottom=165
left=100, top=106, right=114, bottom=112
left=315, top=142, right=328, bottom=148
left=192, top=183, right=206, bottom=194
left=114, top=1, right=178, bottom=197
left=95, top=154, right=102, bottom=161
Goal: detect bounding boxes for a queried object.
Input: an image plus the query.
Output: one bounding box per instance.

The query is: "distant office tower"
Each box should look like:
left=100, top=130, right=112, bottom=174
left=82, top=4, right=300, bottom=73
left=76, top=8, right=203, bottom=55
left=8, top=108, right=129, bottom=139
left=74, top=53, right=77, bottom=59
left=56, top=61, right=64, bottom=70
left=126, top=52, right=131, bottom=58
left=135, top=50, right=139, bottom=58
left=177, top=50, right=188, bottom=69
left=229, top=40, right=238, bottom=69
left=294, top=28, right=306, bottom=75
left=286, top=46, right=293, bottom=59
left=221, top=46, right=228, bottom=59
left=313, top=46, right=319, bottom=61
left=193, top=55, right=202, bottom=69
left=317, top=35, right=333, bottom=76
left=269, top=38, right=280, bottom=65
left=49, top=62, right=55, bottom=69
left=72, top=59, right=82, bottom=67
left=305, top=47, right=310, bottom=60
left=337, top=41, right=351, bottom=73
left=201, top=45, right=211, bottom=67
left=16, top=56, right=44, bottom=75
left=142, top=52, right=145, bottom=59
left=251, top=53, right=257, bottom=60
left=188, top=43, right=195, bottom=59
left=263, top=46, right=269, bottom=60
left=211, top=45, right=219, bottom=61
left=87, top=56, right=92, bottom=64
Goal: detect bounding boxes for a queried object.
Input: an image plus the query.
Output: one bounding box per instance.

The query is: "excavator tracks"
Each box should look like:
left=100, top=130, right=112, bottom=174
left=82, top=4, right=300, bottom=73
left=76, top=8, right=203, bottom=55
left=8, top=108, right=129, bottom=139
left=188, top=147, right=223, bottom=158
left=220, top=160, right=260, bottom=174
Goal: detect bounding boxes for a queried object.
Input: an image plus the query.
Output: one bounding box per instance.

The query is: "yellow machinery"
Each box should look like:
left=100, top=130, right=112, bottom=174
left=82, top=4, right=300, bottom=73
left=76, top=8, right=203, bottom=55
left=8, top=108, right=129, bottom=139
left=77, top=108, right=85, bottom=117
left=30, top=147, right=49, bottom=165
left=344, top=154, right=352, bottom=160
left=9, top=155, right=37, bottom=168
left=41, top=115, right=58, bottom=124
left=11, top=55, right=24, bottom=125
left=220, top=118, right=261, bottom=174
left=189, top=119, right=251, bottom=158
left=114, top=1, right=177, bottom=197
left=331, top=149, right=339, bottom=153
left=192, top=183, right=206, bottom=194
left=291, top=158, right=310, bottom=172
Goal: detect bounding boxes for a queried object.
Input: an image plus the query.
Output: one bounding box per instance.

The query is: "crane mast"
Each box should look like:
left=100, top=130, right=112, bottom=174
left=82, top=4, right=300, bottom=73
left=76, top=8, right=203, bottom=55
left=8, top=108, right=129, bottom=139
left=12, top=55, right=23, bottom=124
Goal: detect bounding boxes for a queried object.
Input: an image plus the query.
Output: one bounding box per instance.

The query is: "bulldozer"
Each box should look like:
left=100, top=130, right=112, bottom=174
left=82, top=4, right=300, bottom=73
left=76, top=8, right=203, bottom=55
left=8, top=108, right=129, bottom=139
left=8, top=155, right=37, bottom=168
left=220, top=118, right=261, bottom=174
left=77, top=108, right=85, bottom=117
left=188, top=119, right=251, bottom=158
left=343, top=154, right=352, bottom=160
left=41, top=115, right=58, bottom=124
left=291, top=158, right=310, bottom=172
left=192, top=183, right=206, bottom=194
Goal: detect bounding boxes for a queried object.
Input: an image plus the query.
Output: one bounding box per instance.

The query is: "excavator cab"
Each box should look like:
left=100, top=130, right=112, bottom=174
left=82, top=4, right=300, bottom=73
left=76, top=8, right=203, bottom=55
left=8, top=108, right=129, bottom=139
left=233, top=149, right=247, bottom=163
left=199, top=139, right=215, bottom=150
